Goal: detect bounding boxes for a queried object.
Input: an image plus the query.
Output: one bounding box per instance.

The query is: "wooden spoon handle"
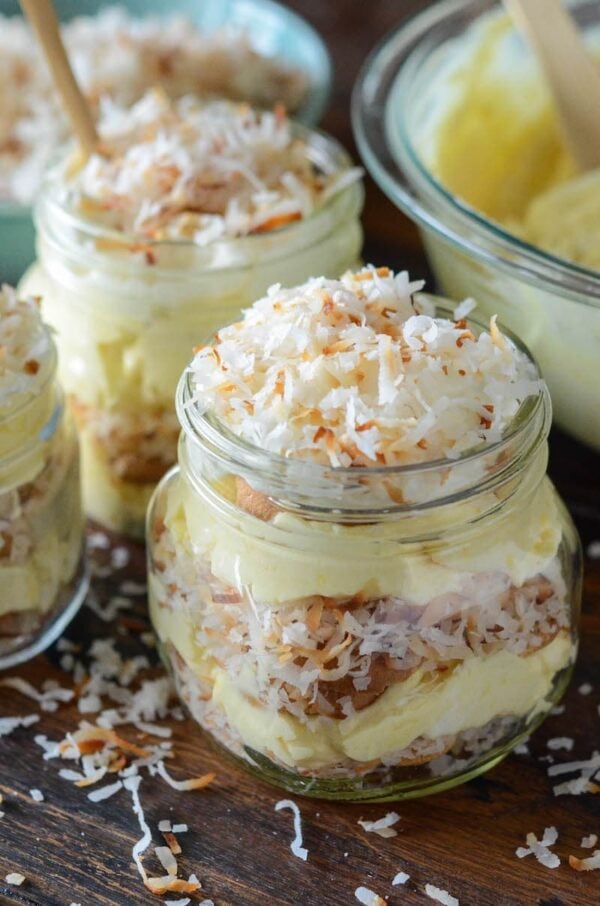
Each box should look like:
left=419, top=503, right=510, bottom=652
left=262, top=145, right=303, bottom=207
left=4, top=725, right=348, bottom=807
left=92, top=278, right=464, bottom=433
left=507, top=0, right=600, bottom=170
left=20, top=0, right=98, bottom=157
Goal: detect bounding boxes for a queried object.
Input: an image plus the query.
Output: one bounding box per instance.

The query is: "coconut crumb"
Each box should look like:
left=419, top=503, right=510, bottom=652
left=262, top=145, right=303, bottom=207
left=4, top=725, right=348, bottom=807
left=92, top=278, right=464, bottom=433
left=29, top=788, right=44, bottom=802
left=516, top=826, right=560, bottom=868
left=189, top=268, right=541, bottom=472
left=355, top=887, right=386, bottom=905
left=586, top=540, right=600, bottom=559
left=274, top=799, right=308, bottom=861
left=358, top=812, right=400, bottom=838
left=569, top=851, right=600, bottom=871
left=5, top=873, right=25, bottom=886
left=424, top=884, right=459, bottom=905
left=392, top=871, right=410, bottom=885
left=578, top=683, right=593, bottom=695
left=582, top=834, right=599, bottom=849
left=547, top=737, right=574, bottom=752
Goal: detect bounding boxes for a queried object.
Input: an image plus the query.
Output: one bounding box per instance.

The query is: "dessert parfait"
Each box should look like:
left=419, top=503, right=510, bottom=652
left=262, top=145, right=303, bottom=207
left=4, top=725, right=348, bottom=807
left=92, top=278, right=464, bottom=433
left=147, top=267, right=581, bottom=800
left=0, top=287, right=87, bottom=668
left=23, top=91, right=363, bottom=535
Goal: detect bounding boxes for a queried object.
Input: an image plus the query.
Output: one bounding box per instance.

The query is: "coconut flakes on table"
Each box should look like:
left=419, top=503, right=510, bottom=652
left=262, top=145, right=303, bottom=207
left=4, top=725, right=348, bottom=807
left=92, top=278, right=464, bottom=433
left=569, top=850, right=600, bottom=871
left=516, top=826, right=561, bottom=868
left=357, top=811, right=400, bottom=838
left=189, top=267, right=541, bottom=474
left=5, top=872, right=25, bottom=886
left=424, top=885, right=460, bottom=906
left=274, top=799, right=308, bottom=861
left=355, top=887, right=386, bottom=905
left=392, top=871, right=410, bottom=885
left=547, top=737, right=574, bottom=752
left=61, top=90, right=360, bottom=245
left=548, top=751, right=600, bottom=796
left=29, top=788, right=44, bottom=802
left=582, top=834, right=599, bottom=849
left=0, top=713, right=39, bottom=737
left=0, top=677, right=73, bottom=712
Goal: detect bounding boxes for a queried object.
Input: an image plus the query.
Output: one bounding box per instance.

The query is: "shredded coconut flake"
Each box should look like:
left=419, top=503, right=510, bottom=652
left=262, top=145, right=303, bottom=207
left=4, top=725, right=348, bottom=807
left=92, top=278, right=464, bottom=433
left=569, top=850, right=600, bottom=871
left=392, top=871, right=410, bottom=885
left=424, top=884, right=460, bottom=905
left=579, top=683, right=593, bottom=695
left=274, top=799, right=308, bottom=861
left=5, top=873, right=25, bottom=886
left=516, top=826, right=561, bottom=868
left=355, top=887, right=386, bottom=905
left=358, top=812, right=400, bottom=838
left=0, top=713, right=39, bottom=737
left=547, top=737, right=574, bottom=752
left=87, top=780, right=123, bottom=803
left=582, top=834, right=598, bottom=848
left=29, top=788, right=44, bottom=802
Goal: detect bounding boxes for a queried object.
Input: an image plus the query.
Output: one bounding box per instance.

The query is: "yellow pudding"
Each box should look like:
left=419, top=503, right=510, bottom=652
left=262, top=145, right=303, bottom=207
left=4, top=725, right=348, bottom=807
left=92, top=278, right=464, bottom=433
left=23, top=93, right=363, bottom=536
left=148, top=268, right=581, bottom=798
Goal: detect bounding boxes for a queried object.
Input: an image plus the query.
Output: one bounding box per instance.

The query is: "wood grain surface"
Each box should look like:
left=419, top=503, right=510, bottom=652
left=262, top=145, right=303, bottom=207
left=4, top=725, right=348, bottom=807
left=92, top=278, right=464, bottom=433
left=1, top=2, right=599, bottom=905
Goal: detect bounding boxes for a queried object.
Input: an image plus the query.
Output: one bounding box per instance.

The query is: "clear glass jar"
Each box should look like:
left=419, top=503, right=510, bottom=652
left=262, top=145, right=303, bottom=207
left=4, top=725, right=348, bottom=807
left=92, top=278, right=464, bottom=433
left=0, top=340, right=88, bottom=668
left=147, top=306, right=581, bottom=801
left=21, top=130, right=363, bottom=537
left=352, top=0, right=600, bottom=453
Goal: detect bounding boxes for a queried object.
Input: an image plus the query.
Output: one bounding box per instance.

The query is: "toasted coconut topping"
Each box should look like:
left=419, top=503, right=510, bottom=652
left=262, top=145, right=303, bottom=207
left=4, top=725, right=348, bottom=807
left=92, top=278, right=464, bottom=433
left=61, top=90, right=359, bottom=244
left=358, top=812, right=400, bottom=838
left=189, top=268, right=541, bottom=467
left=274, top=799, right=308, bottom=861
left=516, top=826, right=560, bottom=869
left=0, top=7, right=308, bottom=204
left=0, top=286, right=52, bottom=408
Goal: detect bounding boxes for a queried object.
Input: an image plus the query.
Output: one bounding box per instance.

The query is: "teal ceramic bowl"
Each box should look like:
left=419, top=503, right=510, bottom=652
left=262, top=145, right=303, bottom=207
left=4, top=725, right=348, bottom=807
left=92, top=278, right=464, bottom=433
left=0, top=0, right=332, bottom=284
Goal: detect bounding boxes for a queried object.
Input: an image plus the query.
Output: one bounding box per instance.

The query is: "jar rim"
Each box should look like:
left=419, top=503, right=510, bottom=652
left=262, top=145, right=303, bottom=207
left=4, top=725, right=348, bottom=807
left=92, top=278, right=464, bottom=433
left=176, top=297, right=552, bottom=516
left=351, top=0, right=600, bottom=309
left=36, top=122, right=363, bottom=271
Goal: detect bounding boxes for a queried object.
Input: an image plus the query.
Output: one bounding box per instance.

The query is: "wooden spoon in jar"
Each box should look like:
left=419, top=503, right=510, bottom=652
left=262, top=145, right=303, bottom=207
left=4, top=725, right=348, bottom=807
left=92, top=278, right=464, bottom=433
left=19, top=0, right=98, bottom=158
left=506, top=0, right=600, bottom=170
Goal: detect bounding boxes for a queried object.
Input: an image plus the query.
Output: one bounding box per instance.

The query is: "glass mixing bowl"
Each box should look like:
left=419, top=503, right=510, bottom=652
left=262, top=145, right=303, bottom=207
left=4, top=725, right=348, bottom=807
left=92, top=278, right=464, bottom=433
left=352, top=0, right=600, bottom=452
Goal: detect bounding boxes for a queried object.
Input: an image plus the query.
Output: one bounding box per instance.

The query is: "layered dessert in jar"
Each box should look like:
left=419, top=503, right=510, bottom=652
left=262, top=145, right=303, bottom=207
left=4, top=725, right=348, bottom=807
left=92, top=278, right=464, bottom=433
left=22, top=91, right=363, bottom=535
left=0, top=287, right=87, bottom=668
left=0, top=6, right=308, bottom=206
left=147, top=267, right=581, bottom=799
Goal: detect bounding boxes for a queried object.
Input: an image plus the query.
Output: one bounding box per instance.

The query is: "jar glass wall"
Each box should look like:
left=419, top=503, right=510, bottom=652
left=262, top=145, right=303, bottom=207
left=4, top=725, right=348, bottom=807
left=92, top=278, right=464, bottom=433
left=22, top=130, right=363, bottom=537
left=0, top=349, right=88, bottom=669
left=147, top=308, right=582, bottom=801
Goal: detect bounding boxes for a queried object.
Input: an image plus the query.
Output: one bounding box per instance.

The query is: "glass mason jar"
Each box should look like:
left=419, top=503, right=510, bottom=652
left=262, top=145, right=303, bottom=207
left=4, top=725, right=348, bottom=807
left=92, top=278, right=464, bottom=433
left=21, top=130, right=363, bottom=538
left=0, top=337, right=87, bottom=668
left=147, top=318, right=581, bottom=801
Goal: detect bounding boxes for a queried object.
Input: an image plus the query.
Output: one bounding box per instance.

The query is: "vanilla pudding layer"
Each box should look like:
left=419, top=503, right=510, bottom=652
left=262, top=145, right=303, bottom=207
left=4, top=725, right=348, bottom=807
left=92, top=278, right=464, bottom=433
left=0, top=423, right=84, bottom=639
left=148, top=469, right=574, bottom=777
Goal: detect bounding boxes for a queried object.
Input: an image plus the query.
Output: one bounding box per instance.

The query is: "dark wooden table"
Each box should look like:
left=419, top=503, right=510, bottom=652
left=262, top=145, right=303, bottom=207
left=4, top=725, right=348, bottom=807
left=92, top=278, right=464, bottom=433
left=1, top=2, right=599, bottom=904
